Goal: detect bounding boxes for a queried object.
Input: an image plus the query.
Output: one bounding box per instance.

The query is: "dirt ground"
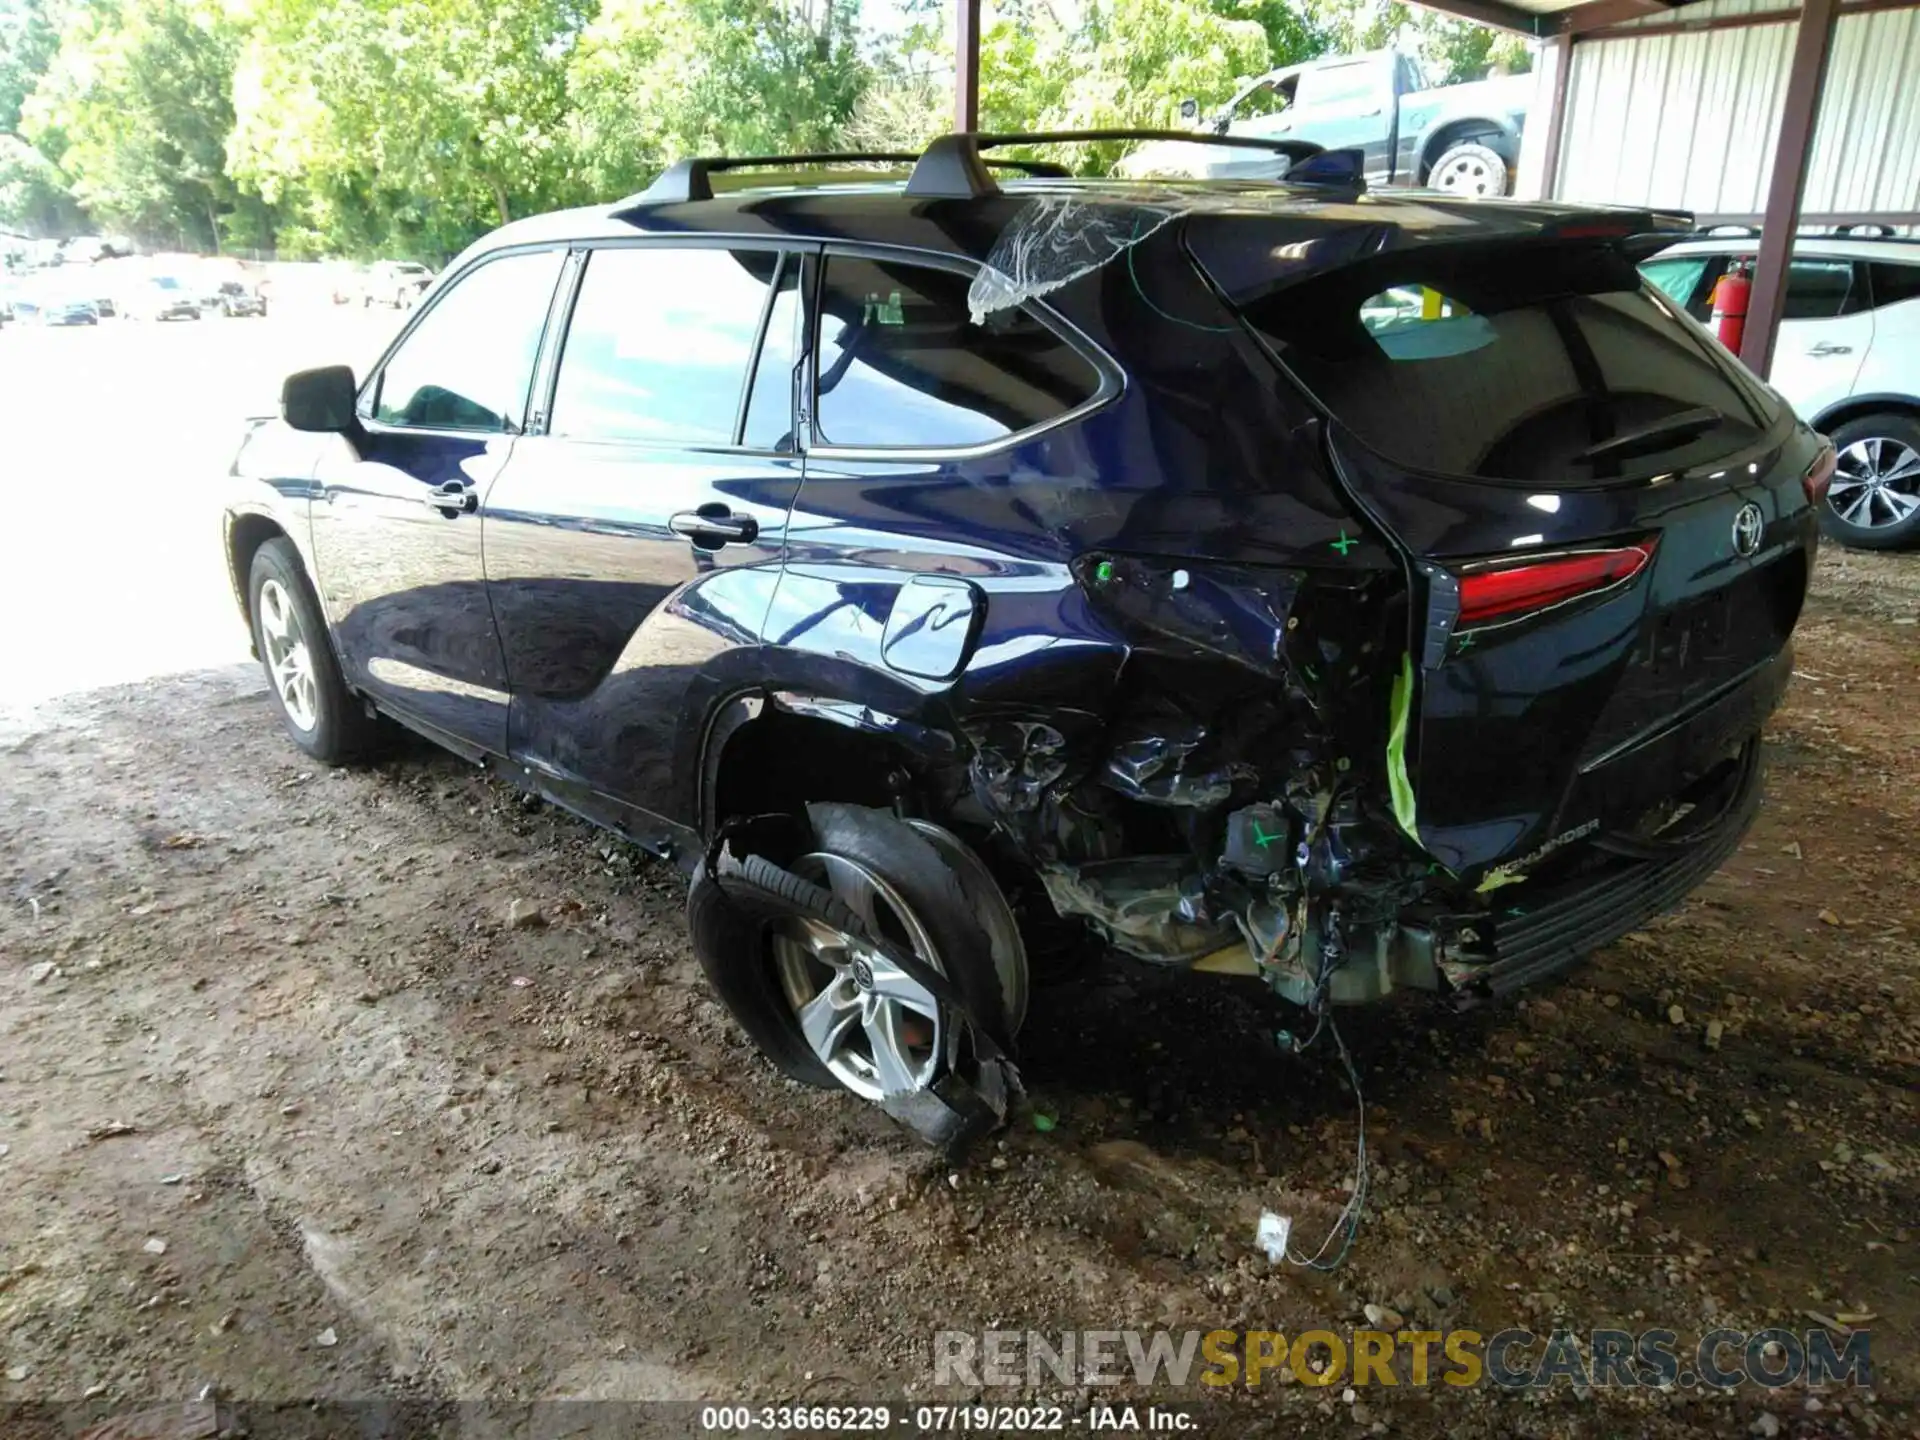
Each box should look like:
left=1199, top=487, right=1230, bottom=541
left=1, top=547, right=1915, bottom=1439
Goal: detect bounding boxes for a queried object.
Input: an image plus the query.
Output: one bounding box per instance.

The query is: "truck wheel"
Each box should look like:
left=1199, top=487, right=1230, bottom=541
left=689, top=805, right=1021, bottom=1101
left=1428, top=142, right=1510, bottom=197
left=1821, top=413, right=1920, bottom=549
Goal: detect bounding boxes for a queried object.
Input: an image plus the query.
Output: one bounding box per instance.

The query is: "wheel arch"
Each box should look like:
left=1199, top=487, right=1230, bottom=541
left=1417, top=117, right=1519, bottom=181
left=225, top=509, right=292, bottom=641
left=1809, top=393, right=1920, bottom=436
left=699, top=690, right=968, bottom=839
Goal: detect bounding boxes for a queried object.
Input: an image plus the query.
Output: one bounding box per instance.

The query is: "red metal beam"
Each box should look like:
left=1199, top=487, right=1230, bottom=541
left=955, top=0, right=981, bottom=132
left=1578, top=0, right=1918, bottom=42
left=1560, top=0, right=1674, bottom=34
left=1741, top=0, right=1844, bottom=377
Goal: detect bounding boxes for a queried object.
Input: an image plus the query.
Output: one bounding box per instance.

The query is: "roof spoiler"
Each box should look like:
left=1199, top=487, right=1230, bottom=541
left=618, top=151, right=1072, bottom=208
left=904, top=130, right=1330, bottom=200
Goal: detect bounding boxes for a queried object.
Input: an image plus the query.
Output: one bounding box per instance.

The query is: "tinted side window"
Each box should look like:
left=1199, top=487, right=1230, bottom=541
left=373, top=249, right=564, bottom=431
left=551, top=246, right=795, bottom=446
left=813, top=255, right=1102, bottom=449
left=1298, top=62, right=1378, bottom=109
left=1869, top=262, right=1920, bottom=309
left=1782, top=259, right=1861, bottom=320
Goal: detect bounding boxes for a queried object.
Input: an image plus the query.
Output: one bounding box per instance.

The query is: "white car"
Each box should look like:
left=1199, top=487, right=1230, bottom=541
left=1642, top=236, right=1920, bottom=549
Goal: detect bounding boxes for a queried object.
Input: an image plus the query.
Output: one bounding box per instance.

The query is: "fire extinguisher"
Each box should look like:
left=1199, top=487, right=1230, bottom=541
left=1710, top=263, right=1751, bottom=354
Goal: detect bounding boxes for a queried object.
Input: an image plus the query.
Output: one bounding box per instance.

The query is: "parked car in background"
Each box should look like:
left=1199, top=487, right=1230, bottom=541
left=213, top=279, right=268, bottom=317
left=1643, top=235, right=1920, bottom=548
left=361, top=260, right=434, bottom=308
left=1125, top=50, right=1531, bottom=195
left=221, top=137, right=1824, bottom=1145
left=18, top=291, right=99, bottom=326
left=128, top=275, right=204, bottom=321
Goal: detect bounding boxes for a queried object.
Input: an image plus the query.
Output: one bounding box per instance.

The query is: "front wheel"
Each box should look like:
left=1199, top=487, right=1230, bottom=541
left=1822, top=413, right=1920, bottom=549
left=1427, top=141, right=1511, bottom=197
left=247, top=538, right=387, bottom=763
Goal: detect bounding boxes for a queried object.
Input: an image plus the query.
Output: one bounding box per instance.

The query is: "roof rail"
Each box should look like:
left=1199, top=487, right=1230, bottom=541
left=620, top=151, right=1072, bottom=207
left=904, top=130, right=1327, bottom=200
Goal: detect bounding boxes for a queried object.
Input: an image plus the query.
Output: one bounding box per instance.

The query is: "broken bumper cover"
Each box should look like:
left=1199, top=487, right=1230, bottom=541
left=1440, top=747, right=1761, bottom=1005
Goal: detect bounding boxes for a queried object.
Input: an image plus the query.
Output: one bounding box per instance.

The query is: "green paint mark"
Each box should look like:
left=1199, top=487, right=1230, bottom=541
left=1331, top=531, right=1358, bottom=556
left=1457, top=631, right=1476, bottom=653
left=1032, top=1112, right=1057, bottom=1133
left=1386, top=652, right=1418, bottom=842
left=1093, top=559, right=1114, bottom=585
left=1252, top=822, right=1285, bottom=849
left=1507, top=906, right=1525, bottom=917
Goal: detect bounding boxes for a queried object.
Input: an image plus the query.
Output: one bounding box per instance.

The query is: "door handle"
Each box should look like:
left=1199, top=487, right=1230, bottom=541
left=422, top=481, right=477, bottom=514
left=1807, top=341, right=1853, bottom=356
left=669, top=507, right=758, bottom=548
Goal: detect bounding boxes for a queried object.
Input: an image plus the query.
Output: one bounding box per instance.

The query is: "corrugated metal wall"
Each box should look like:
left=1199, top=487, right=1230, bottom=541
left=1553, top=2, right=1920, bottom=218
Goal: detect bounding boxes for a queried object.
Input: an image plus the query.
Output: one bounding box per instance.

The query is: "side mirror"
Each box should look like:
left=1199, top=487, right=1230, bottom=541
left=1178, top=97, right=1199, bottom=121
left=282, top=364, right=359, bottom=433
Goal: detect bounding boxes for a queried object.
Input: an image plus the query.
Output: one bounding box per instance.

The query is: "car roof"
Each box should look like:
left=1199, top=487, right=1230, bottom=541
left=1654, top=236, right=1920, bottom=263
left=467, top=177, right=1692, bottom=273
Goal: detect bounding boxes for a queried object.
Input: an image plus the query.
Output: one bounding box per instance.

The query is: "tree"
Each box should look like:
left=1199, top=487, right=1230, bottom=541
left=0, top=0, right=62, bottom=134
left=232, top=0, right=592, bottom=258
left=23, top=0, right=266, bottom=248
left=567, top=0, right=870, bottom=199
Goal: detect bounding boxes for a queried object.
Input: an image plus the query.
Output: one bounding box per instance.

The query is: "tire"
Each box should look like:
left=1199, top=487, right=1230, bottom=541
left=690, top=804, right=1017, bottom=1099
left=1427, top=141, right=1511, bottom=197
left=1820, top=413, right=1920, bottom=550
left=247, top=537, right=386, bottom=764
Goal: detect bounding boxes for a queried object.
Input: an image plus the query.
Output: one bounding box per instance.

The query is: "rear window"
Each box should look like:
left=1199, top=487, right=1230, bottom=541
left=1238, top=243, right=1778, bottom=483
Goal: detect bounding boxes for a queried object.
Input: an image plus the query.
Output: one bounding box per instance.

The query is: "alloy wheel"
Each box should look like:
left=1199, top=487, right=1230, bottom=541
left=258, top=578, right=320, bottom=732
left=770, top=853, right=945, bottom=1100
left=1828, top=437, right=1920, bottom=531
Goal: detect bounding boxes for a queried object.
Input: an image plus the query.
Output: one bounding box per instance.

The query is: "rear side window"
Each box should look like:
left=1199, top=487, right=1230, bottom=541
left=550, top=246, right=797, bottom=447
left=812, top=254, right=1103, bottom=449
left=373, top=248, right=564, bottom=431
left=1239, top=243, right=1777, bottom=484
left=1870, top=262, right=1920, bottom=308
left=1782, top=258, right=1862, bottom=320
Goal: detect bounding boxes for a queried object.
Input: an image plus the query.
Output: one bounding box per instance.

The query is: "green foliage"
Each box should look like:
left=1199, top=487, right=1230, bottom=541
left=23, top=0, right=265, bottom=248
left=568, top=0, right=870, bottom=198
left=0, top=0, right=1533, bottom=252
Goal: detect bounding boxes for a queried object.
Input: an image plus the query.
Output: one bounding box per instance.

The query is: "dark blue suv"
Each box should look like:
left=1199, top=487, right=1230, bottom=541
left=224, top=134, right=1827, bottom=1146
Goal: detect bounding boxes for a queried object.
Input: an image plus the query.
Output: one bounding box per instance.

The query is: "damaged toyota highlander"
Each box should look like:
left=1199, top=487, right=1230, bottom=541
left=222, top=133, right=1827, bottom=1151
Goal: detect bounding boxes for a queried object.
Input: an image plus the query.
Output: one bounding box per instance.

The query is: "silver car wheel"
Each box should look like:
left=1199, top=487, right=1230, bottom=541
left=771, top=852, right=945, bottom=1100
left=258, top=578, right=320, bottom=732
left=1829, top=437, right=1920, bottom=530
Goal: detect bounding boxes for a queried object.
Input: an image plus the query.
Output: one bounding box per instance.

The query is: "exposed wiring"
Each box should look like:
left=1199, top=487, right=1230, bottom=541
left=1126, top=216, right=1237, bottom=334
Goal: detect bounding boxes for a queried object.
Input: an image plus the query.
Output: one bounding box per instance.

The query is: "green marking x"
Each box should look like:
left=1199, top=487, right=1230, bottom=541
left=1252, top=822, right=1284, bottom=849
left=1457, top=631, right=1476, bottom=652
left=1330, top=531, right=1357, bottom=556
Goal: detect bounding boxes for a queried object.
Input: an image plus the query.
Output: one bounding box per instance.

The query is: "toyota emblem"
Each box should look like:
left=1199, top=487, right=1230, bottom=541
left=1731, top=503, right=1764, bottom=557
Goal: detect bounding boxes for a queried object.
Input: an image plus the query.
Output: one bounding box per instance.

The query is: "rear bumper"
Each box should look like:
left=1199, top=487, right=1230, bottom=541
left=1443, top=737, right=1761, bottom=1004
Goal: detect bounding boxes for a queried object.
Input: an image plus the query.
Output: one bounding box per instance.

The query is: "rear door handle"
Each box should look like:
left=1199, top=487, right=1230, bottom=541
left=422, top=481, right=477, bottom=514
left=1807, top=341, right=1853, bottom=356
left=669, top=506, right=758, bottom=548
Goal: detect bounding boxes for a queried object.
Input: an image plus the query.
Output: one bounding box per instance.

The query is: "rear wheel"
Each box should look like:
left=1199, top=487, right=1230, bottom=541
left=247, top=538, right=387, bottom=763
left=690, top=805, right=1023, bottom=1101
left=1821, top=413, right=1920, bottom=549
left=1427, top=141, right=1511, bottom=197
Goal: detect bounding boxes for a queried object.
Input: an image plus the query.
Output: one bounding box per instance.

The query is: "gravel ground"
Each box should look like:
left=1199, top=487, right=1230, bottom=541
left=0, top=551, right=1913, bottom=1438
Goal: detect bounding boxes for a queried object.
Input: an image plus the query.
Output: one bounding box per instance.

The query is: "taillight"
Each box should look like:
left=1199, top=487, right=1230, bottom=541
left=1803, top=440, right=1836, bottom=506
left=1455, top=540, right=1657, bottom=627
